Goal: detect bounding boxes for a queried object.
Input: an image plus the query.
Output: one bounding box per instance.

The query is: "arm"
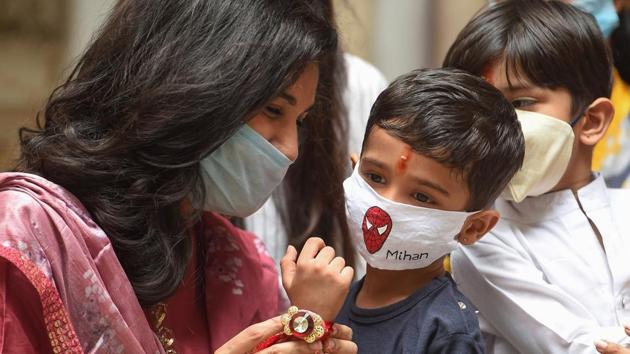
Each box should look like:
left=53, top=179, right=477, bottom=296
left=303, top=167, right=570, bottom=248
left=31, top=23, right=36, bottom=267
left=214, top=236, right=357, bottom=354
left=452, top=237, right=629, bottom=354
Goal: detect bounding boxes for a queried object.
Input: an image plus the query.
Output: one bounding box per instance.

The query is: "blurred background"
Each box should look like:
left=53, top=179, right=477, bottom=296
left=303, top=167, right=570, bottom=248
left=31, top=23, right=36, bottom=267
left=0, top=0, right=485, bottom=171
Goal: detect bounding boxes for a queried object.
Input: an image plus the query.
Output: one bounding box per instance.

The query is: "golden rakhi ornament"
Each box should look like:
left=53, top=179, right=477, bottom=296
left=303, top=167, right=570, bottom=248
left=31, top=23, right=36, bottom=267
left=280, top=306, right=327, bottom=343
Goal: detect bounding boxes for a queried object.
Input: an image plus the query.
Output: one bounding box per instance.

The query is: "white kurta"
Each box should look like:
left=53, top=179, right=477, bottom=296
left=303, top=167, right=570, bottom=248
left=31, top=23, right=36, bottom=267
left=452, top=175, right=630, bottom=353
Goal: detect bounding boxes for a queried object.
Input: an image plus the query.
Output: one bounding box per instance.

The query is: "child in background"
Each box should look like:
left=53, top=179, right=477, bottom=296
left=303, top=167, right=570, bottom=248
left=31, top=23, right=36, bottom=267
left=335, top=68, right=525, bottom=353
left=443, top=0, right=630, bottom=352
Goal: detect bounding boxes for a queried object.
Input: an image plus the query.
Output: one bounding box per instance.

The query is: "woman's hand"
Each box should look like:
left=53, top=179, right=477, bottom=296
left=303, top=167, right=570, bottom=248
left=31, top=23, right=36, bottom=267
left=322, top=323, right=357, bottom=354
left=595, top=326, right=630, bottom=354
left=281, top=237, right=354, bottom=321
left=214, top=317, right=357, bottom=354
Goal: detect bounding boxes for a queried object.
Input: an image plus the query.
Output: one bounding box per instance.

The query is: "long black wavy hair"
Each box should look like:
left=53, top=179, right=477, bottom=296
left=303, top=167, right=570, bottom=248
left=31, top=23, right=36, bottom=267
left=272, top=0, right=354, bottom=267
left=17, top=0, right=337, bottom=305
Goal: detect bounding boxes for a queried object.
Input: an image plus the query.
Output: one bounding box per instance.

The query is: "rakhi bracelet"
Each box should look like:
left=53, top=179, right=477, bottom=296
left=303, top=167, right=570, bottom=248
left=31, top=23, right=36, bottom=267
left=281, top=306, right=334, bottom=343
left=253, top=306, right=334, bottom=352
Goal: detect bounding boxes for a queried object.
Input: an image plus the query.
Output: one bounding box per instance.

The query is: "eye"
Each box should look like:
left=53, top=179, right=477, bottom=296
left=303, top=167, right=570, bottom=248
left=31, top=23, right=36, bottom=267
left=413, top=192, right=432, bottom=203
left=264, top=105, right=283, bottom=118
left=366, top=173, right=385, bottom=184
left=511, top=98, right=537, bottom=109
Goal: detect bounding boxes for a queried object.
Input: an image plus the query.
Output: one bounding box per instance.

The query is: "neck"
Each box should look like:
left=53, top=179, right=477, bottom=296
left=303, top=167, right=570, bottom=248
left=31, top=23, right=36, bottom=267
left=550, top=148, right=594, bottom=193
left=356, top=258, right=445, bottom=309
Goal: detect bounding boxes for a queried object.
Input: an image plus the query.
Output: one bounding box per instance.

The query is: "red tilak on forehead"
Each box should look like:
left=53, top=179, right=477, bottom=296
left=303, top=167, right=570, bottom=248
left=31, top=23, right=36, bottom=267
left=396, top=146, right=412, bottom=174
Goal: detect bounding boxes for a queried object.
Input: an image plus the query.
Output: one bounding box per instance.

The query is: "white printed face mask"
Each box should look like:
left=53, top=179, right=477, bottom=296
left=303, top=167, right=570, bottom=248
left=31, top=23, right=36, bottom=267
left=200, top=124, right=293, bottom=217
left=501, top=109, right=578, bottom=203
left=343, top=165, right=474, bottom=270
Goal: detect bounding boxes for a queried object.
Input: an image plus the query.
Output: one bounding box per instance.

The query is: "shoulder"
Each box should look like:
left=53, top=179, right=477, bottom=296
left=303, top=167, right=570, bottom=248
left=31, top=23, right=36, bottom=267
left=608, top=187, right=630, bottom=207
left=451, top=218, right=536, bottom=292
left=606, top=187, right=630, bottom=231
left=343, top=53, right=387, bottom=91
left=0, top=174, right=58, bottom=264
left=0, top=172, right=95, bottom=231
left=424, top=278, right=484, bottom=352
left=452, top=218, right=527, bottom=267
left=425, top=278, right=481, bottom=332
left=0, top=176, right=49, bottom=221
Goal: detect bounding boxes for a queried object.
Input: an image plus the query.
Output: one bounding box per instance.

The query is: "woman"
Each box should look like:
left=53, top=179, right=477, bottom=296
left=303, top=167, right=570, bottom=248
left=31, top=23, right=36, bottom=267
left=244, top=0, right=388, bottom=280
left=0, top=0, right=356, bottom=353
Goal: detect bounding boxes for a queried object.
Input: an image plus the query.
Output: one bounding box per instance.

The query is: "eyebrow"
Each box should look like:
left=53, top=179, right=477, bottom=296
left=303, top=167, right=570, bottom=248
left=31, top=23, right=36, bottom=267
left=409, top=176, right=451, bottom=197
left=361, top=157, right=388, bottom=170
left=279, top=92, right=297, bottom=106
left=496, top=83, right=533, bottom=93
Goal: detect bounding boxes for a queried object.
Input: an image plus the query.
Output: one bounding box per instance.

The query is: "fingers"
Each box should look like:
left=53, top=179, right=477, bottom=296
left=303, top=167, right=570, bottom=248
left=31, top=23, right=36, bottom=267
left=330, top=324, right=353, bottom=341
left=281, top=245, right=298, bottom=289
left=322, top=338, right=358, bottom=354
left=329, top=257, right=346, bottom=273
left=257, top=340, right=323, bottom=354
left=340, top=266, right=354, bottom=283
left=297, top=237, right=326, bottom=265
left=625, top=325, right=630, bottom=336
left=214, top=317, right=283, bottom=354
left=314, top=246, right=336, bottom=265
left=595, top=340, right=630, bottom=354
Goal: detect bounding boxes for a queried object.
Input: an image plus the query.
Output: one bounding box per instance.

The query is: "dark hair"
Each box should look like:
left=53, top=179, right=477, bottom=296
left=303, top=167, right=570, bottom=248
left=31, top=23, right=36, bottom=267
left=271, top=0, right=354, bottom=265
left=443, top=0, right=612, bottom=117
left=17, top=0, right=337, bottom=305
left=363, top=68, right=525, bottom=210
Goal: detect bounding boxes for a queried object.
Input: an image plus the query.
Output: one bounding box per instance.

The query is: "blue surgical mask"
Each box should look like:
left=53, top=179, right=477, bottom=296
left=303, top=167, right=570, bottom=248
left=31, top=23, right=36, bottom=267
left=200, top=124, right=293, bottom=217
left=572, top=0, right=620, bottom=38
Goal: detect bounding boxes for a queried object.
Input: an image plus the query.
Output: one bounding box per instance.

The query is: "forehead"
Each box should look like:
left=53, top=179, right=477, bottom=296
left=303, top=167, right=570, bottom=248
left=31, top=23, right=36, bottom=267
left=362, top=126, right=468, bottom=189
left=485, top=58, right=535, bottom=92
left=285, top=63, right=319, bottom=105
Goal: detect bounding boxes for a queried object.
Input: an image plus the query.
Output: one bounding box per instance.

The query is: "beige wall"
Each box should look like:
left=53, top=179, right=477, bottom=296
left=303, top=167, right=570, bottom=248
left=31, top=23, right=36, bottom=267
left=335, top=0, right=374, bottom=61
left=432, top=0, right=485, bottom=66
left=335, top=0, right=485, bottom=80
left=0, top=0, right=69, bottom=170
left=0, top=0, right=115, bottom=171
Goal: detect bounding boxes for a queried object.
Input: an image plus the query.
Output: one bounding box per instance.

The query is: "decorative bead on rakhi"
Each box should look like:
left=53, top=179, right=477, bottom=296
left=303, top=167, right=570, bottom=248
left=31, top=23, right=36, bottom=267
left=280, top=306, right=326, bottom=344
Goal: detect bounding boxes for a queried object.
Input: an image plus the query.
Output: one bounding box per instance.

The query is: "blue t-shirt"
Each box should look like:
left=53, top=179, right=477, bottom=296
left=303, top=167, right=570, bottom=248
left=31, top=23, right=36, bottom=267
left=336, top=275, right=485, bottom=354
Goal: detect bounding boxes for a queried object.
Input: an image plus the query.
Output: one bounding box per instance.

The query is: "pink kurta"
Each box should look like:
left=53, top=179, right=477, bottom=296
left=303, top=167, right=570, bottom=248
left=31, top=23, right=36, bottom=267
left=0, top=172, right=280, bottom=353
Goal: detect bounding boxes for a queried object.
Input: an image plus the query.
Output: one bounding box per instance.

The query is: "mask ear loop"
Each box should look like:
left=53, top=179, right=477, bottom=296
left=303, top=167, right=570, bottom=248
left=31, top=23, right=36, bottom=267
left=569, top=110, right=586, bottom=127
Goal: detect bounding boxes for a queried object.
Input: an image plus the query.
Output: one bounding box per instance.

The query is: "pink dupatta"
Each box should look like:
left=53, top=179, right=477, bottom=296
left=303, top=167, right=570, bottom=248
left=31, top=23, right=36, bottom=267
left=0, top=172, right=162, bottom=353
left=0, top=172, right=281, bottom=353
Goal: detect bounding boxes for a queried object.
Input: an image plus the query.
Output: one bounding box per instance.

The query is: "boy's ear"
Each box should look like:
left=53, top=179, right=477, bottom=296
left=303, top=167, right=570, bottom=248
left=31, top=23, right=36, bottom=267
left=457, top=210, right=500, bottom=245
left=578, top=98, right=614, bottom=146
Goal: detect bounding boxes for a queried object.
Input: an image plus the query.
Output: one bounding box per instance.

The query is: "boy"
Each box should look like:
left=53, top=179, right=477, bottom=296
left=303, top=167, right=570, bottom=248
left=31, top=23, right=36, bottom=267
left=335, top=68, right=525, bottom=353
left=443, top=1, right=630, bottom=352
